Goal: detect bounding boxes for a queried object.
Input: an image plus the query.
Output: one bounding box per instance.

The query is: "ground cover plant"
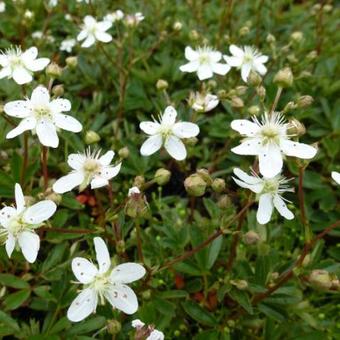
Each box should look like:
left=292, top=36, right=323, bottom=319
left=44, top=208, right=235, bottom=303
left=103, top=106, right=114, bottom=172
left=0, top=0, right=339, bottom=339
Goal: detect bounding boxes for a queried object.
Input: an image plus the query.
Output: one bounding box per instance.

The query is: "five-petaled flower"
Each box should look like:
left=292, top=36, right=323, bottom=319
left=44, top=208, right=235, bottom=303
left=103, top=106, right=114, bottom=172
left=231, top=112, right=317, bottom=178
left=140, top=106, right=199, bottom=161
left=180, top=46, right=230, bottom=80
left=332, top=171, right=340, bottom=185
left=232, top=168, right=294, bottom=224
left=4, top=86, right=82, bottom=148
left=224, top=45, right=268, bottom=82
left=0, top=184, right=57, bottom=263
left=53, top=148, right=121, bottom=193
left=67, top=237, right=145, bottom=322
left=77, top=15, right=112, bottom=48
left=0, top=46, right=50, bottom=85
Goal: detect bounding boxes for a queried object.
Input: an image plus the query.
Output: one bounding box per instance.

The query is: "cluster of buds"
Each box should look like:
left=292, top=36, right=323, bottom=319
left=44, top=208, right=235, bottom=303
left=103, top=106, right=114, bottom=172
left=308, top=270, right=340, bottom=291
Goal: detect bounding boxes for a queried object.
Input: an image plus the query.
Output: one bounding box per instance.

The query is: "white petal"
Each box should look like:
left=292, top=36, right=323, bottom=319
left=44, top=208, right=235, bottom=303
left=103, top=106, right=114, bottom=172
left=164, top=135, right=187, bottom=161
left=179, top=61, right=199, bottom=73
left=6, top=117, right=37, bottom=139
left=53, top=113, right=82, bottom=132
left=104, top=284, right=138, bottom=314
left=12, top=67, right=32, bottom=84
left=21, top=47, right=38, bottom=62
left=197, top=64, right=213, bottom=80
left=233, top=168, right=263, bottom=185
left=224, top=55, right=242, bottom=67
left=241, top=63, right=251, bottom=82
left=172, top=122, right=199, bottom=138
left=257, top=193, right=273, bottom=224
left=23, top=200, right=57, bottom=224
left=231, top=120, right=260, bottom=136
left=209, top=51, right=222, bottom=62
left=230, top=45, right=244, bottom=58
left=26, top=58, right=50, bottom=72
left=0, top=55, right=9, bottom=67
left=81, top=35, right=96, bottom=48
left=15, top=183, right=25, bottom=213
left=132, top=319, right=145, bottom=328
left=94, top=31, right=112, bottom=43
left=140, top=121, right=160, bottom=135
left=331, top=171, right=340, bottom=185
left=147, top=330, right=165, bottom=340
left=211, top=63, right=230, bottom=76
left=77, top=30, right=88, bottom=41
left=67, top=288, right=97, bottom=322
left=258, top=145, right=283, bottom=178
left=50, top=98, right=71, bottom=112
left=162, top=106, right=177, bottom=125
left=256, top=55, right=268, bottom=64
left=4, top=100, right=31, bottom=118
left=184, top=46, right=198, bottom=61
left=97, top=21, right=112, bottom=31
left=5, top=233, right=16, bottom=258
left=232, top=177, right=264, bottom=193
left=84, top=15, right=96, bottom=26
left=140, top=135, right=162, bottom=156
left=254, top=62, right=267, bottom=75
left=97, top=163, right=121, bottom=180
left=72, top=257, right=98, bottom=284
left=0, top=207, right=17, bottom=229
left=110, top=263, right=146, bottom=284
left=31, top=86, right=50, bottom=105
left=18, top=231, right=40, bottom=263
left=273, top=195, right=294, bottom=220
left=36, top=119, right=59, bottom=148
left=99, top=150, right=114, bottom=166
left=0, top=67, right=11, bottom=79
left=280, top=140, right=317, bottom=159
left=90, top=176, right=108, bottom=189
left=52, top=171, right=85, bottom=193
left=231, top=138, right=262, bottom=155
left=94, top=237, right=111, bottom=274
left=67, top=153, right=86, bottom=170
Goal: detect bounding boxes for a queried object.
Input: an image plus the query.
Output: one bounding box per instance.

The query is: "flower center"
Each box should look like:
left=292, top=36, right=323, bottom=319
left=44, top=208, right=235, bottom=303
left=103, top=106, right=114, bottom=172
left=243, top=53, right=253, bottom=64
left=199, top=53, right=210, bottom=64
left=34, top=105, right=52, bottom=119
left=9, top=55, right=23, bottom=68
left=90, top=274, right=111, bottom=304
left=260, top=125, right=280, bottom=145
left=83, top=159, right=100, bottom=173
left=7, top=215, right=26, bottom=236
left=262, top=179, right=279, bottom=194
left=159, top=125, right=173, bottom=139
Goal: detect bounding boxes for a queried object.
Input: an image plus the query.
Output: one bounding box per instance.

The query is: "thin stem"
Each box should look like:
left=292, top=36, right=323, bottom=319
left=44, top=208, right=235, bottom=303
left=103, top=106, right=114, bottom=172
left=218, top=0, right=233, bottom=47
left=298, top=165, right=311, bottom=242
left=269, top=86, right=282, bottom=117
left=41, top=146, right=49, bottom=191
left=20, top=132, right=29, bottom=185
left=135, top=219, right=144, bottom=263
left=40, top=227, right=94, bottom=234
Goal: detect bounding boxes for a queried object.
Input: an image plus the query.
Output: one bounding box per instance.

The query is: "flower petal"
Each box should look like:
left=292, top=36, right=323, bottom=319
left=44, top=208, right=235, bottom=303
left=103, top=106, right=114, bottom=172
left=224, top=55, right=242, bottom=67
left=331, top=171, right=340, bottom=185
left=230, top=45, right=244, bottom=58
left=110, top=263, right=146, bottom=284
left=21, top=47, right=38, bottom=61
left=231, top=138, right=262, bottom=155
left=256, top=55, right=268, bottom=64
left=140, top=135, right=162, bottom=156
left=53, top=113, right=82, bottom=132
left=232, top=177, right=264, bottom=193
left=254, top=62, right=267, bottom=75
left=104, top=284, right=138, bottom=314
left=0, top=207, right=17, bottom=229
left=4, top=100, right=31, bottom=118
left=280, top=140, right=317, bottom=159
left=162, top=106, right=177, bottom=125
left=71, top=257, right=98, bottom=284
left=5, top=233, right=16, bottom=258
left=231, top=120, right=260, bottom=136
left=97, top=21, right=112, bottom=31
left=258, top=145, right=283, bottom=178
left=94, top=31, right=112, bottom=43
left=31, top=86, right=50, bottom=105
left=90, top=177, right=108, bottom=189
left=18, top=231, right=40, bottom=263
left=53, top=171, right=85, bottom=194
left=197, top=64, right=213, bottom=80
left=67, top=288, right=97, bottom=322
left=273, top=195, right=294, bottom=220
left=36, top=119, right=59, bottom=148
left=257, top=193, right=273, bottom=224
left=68, top=153, right=86, bottom=170
left=184, top=46, right=198, bottom=61
left=99, top=150, right=114, bottom=166
left=0, top=67, right=11, bottom=79
left=164, top=135, right=187, bottom=161
left=211, top=63, right=230, bottom=76
left=77, top=30, right=88, bottom=41
left=84, top=15, right=96, bottom=26
left=27, top=58, right=50, bottom=72
left=12, top=67, right=32, bottom=84
left=50, top=98, right=71, bottom=112
left=241, top=63, right=251, bottom=82
left=233, top=168, right=263, bottom=185
left=81, top=35, right=96, bottom=48
left=140, top=121, right=160, bottom=135
left=172, top=122, right=199, bottom=138
left=94, top=237, right=111, bottom=274
left=179, top=61, right=199, bottom=73
left=23, top=200, right=57, bottom=224
left=6, top=117, right=36, bottom=139
left=98, top=163, right=121, bottom=180
left=15, top=183, right=26, bottom=213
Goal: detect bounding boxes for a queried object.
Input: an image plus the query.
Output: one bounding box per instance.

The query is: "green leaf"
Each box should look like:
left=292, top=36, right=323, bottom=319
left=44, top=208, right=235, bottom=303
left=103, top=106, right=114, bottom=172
left=181, top=301, right=217, bottom=326
left=4, top=290, right=30, bottom=311
left=41, top=243, right=68, bottom=273
left=255, top=256, right=271, bottom=286
left=66, top=316, right=106, bottom=335
left=157, top=290, right=189, bottom=299
left=0, top=274, right=29, bottom=289
left=0, top=311, right=20, bottom=331
left=228, top=289, right=253, bottom=314
left=207, top=235, right=223, bottom=269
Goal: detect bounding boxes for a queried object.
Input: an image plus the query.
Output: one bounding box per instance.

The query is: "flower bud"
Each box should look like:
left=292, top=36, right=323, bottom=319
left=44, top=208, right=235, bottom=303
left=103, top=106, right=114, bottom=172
left=239, top=26, right=250, bottom=36
left=189, top=30, right=199, bottom=40
left=154, top=168, right=171, bottom=185
left=196, top=168, right=212, bottom=185
left=45, top=192, right=62, bottom=205
left=142, top=289, right=151, bottom=300
left=230, top=279, right=248, bottom=290
left=46, top=62, right=62, bottom=78
left=266, top=34, right=276, bottom=43
left=207, top=80, right=217, bottom=89
left=287, top=118, right=306, bottom=136
left=184, top=174, right=207, bottom=197
left=323, top=4, right=332, bottom=12
left=107, top=320, right=122, bottom=335
left=211, top=178, right=226, bottom=193
left=185, top=136, right=198, bottom=146
left=173, top=21, right=183, bottom=31
left=283, top=101, right=297, bottom=112
left=273, top=67, right=294, bottom=88
left=125, top=187, right=148, bottom=218
left=217, top=195, right=231, bottom=209
left=52, top=84, right=64, bottom=97
left=217, top=89, right=228, bottom=99
left=231, top=96, right=244, bottom=109
left=65, top=56, right=78, bottom=68
left=296, top=95, right=313, bottom=108
left=235, top=86, right=248, bottom=96
left=85, top=130, right=101, bottom=144
left=248, top=105, right=260, bottom=116
left=248, top=71, right=262, bottom=86
left=116, top=240, right=125, bottom=254
left=243, top=230, right=261, bottom=245
left=309, top=269, right=332, bottom=290
left=156, top=79, right=168, bottom=91
left=256, top=86, right=266, bottom=100
left=290, top=31, right=303, bottom=43
left=118, top=146, right=129, bottom=159
left=133, top=176, right=145, bottom=188
left=307, top=50, right=317, bottom=60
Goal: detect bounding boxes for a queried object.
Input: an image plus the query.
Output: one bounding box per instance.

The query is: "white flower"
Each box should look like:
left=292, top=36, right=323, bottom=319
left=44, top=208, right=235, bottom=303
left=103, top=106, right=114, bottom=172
left=128, top=186, right=141, bottom=196
left=331, top=171, right=340, bottom=185
left=0, top=184, right=56, bottom=263
left=124, top=12, right=144, bottom=26
left=232, top=168, right=294, bottom=224
left=77, top=16, right=112, bottom=48
left=131, top=319, right=165, bottom=340
left=4, top=86, right=82, bottom=148
left=131, top=319, right=145, bottom=329
left=140, top=106, right=199, bottom=161
left=53, top=148, right=122, bottom=193
left=147, top=330, right=165, bottom=340
left=60, top=38, right=76, bottom=53
left=104, top=9, right=124, bottom=23
left=179, top=46, right=230, bottom=81
left=67, top=237, right=145, bottom=322
left=48, top=0, right=58, bottom=7
left=231, top=112, right=317, bottom=178
left=0, top=1, right=6, bottom=13
left=224, top=45, right=268, bottom=82
left=0, top=46, right=50, bottom=85
left=190, top=92, right=219, bottom=112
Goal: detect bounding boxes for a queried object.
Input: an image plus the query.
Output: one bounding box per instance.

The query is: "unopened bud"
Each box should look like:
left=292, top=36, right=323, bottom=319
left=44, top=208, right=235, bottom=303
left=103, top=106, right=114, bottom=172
left=231, top=96, right=244, bottom=108
left=307, top=50, right=317, bottom=60
left=239, top=26, right=249, bottom=36
left=283, top=101, right=297, bottom=112
left=125, top=189, right=148, bottom=218
left=256, top=86, right=266, bottom=100
left=211, top=178, right=226, bottom=193
left=290, top=31, right=303, bottom=43
left=185, top=137, right=198, bottom=146
left=266, top=34, right=276, bottom=43
left=287, top=118, right=306, bottom=136
left=52, top=84, right=64, bottom=97
left=45, top=192, right=62, bottom=205
left=309, top=269, right=332, bottom=290
left=156, top=79, right=168, bottom=91
left=248, top=71, right=262, bottom=86
left=208, top=79, right=217, bottom=89
left=235, top=86, right=248, bottom=96
left=116, top=240, right=125, bottom=254
left=107, top=320, right=121, bottom=335
left=323, top=4, right=332, bottom=12
left=230, top=279, right=248, bottom=290
left=46, top=63, right=62, bottom=78
left=184, top=174, right=207, bottom=197
left=154, top=168, right=171, bottom=185
left=85, top=130, right=101, bottom=144
left=273, top=67, right=293, bottom=88
left=133, top=176, right=145, bottom=188
left=248, top=105, right=260, bottom=116
left=118, top=146, right=130, bottom=159
left=217, top=89, right=227, bottom=99
left=243, top=230, right=261, bottom=245
left=142, top=289, right=151, bottom=300
left=217, top=195, right=231, bottom=209
left=196, top=168, right=212, bottom=185
left=173, top=21, right=183, bottom=31
left=189, top=30, right=199, bottom=40
left=66, top=56, right=78, bottom=68
left=297, top=95, right=313, bottom=108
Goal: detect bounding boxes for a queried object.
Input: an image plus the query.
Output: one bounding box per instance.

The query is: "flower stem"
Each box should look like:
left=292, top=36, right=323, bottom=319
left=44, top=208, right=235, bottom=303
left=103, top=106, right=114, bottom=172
left=269, top=86, right=282, bottom=117
left=41, top=146, right=49, bottom=191
left=20, top=132, right=29, bottom=185
left=135, top=218, right=144, bottom=263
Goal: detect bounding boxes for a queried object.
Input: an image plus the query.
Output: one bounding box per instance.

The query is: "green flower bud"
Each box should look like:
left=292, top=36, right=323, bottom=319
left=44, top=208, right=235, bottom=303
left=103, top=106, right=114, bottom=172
left=142, top=289, right=151, bottom=300
left=231, top=96, right=244, bottom=109
left=296, top=95, right=313, bottom=108
left=66, top=56, right=78, bottom=68
left=154, top=168, right=171, bottom=185
left=211, top=178, right=226, bottom=193
left=85, top=130, right=101, bottom=144
left=118, top=146, right=130, bottom=159
left=248, top=105, right=260, bottom=116
left=290, top=31, right=303, bottom=43
left=196, top=168, right=212, bottom=185
left=184, top=174, right=207, bottom=197
left=309, top=269, right=332, bottom=290
left=230, top=279, right=248, bottom=290
left=173, top=21, right=183, bottom=31
left=116, top=240, right=125, bottom=254
left=185, top=136, right=198, bottom=146
left=239, top=26, right=250, bottom=36
left=235, top=86, right=248, bottom=96
left=266, top=34, right=276, bottom=43
left=243, top=230, right=261, bottom=245
left=283, top=101, right=297, bottom=112
left=133, top=176, right=145, bottom=188
left=273, top=67, right=294, bottom=88
left=287, top=118, right=306, bottom=136
left=156, top=79, right=168, bottom=91
left=52, top=84, right=64, bottom=97
left=208, top=79, right=217, bottom=89
left=256, top=86, right=266, bottom=100
left=248, top=71, right=262, bottom=86
left=46, top=63, right=62, bottom=78
left=189, top=30, right=199, bottom=40
left=107, top=320, right=121, bottom=335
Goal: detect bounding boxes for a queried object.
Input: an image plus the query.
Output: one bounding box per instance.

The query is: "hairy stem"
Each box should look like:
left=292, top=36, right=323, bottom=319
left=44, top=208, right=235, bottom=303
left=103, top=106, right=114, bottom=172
left=41, top=146, right=49, bottom=191
left=269, top=86, right=282, bottom=117
left=20, top=132, right=29, bottom=185
left=135, top=218, right=144, bottom=263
